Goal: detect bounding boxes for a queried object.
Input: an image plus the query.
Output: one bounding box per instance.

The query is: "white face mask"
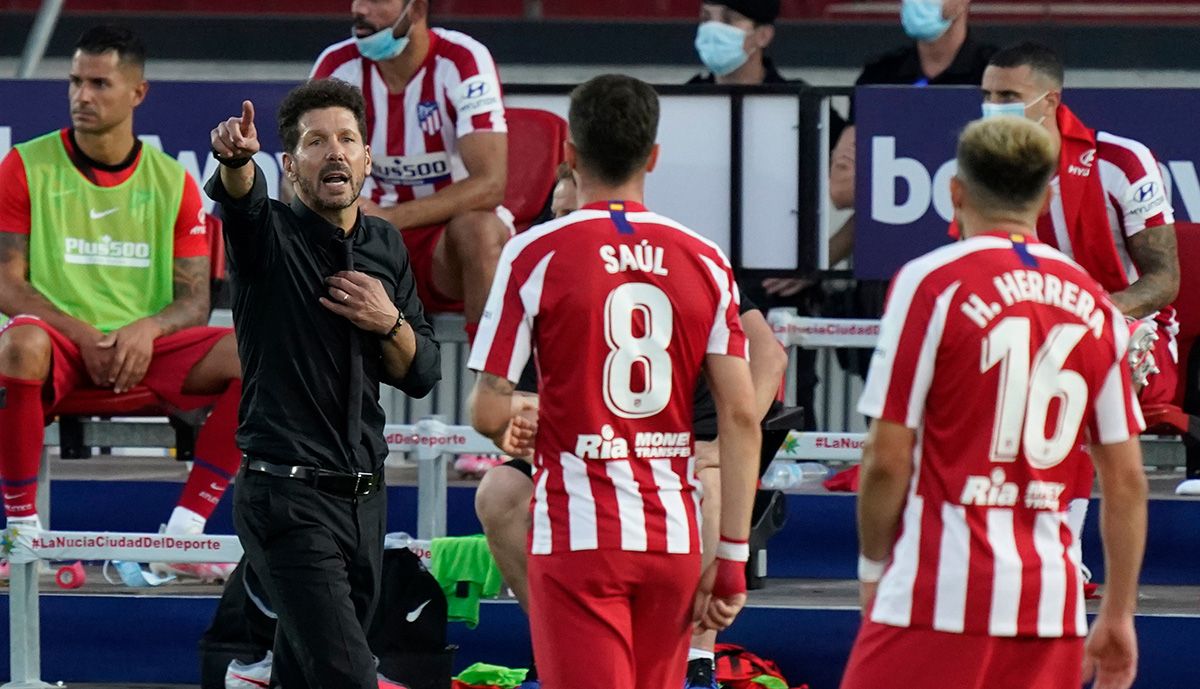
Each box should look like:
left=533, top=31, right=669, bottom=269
left=980, top=91, right=1050, bottom=124
left=354, top=6, right=411, bottom=62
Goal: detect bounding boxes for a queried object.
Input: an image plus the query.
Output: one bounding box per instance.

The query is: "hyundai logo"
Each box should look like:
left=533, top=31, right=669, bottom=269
left=1136, top=182, right=1158, bottom=203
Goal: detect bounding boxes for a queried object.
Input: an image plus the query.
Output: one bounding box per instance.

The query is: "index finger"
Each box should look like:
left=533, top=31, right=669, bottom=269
left=240, top=100, right=255, bottom=132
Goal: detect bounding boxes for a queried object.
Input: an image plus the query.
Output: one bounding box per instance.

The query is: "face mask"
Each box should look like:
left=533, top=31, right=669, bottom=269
left=354, top=10, right=410, bottom=62
left=980, top=92, right=1049, bottom=123
left=104, top=560, right=175, bottom=587
left=695, top=21, right=751, bottom=77
left=901, top=0, right=952, bottom=42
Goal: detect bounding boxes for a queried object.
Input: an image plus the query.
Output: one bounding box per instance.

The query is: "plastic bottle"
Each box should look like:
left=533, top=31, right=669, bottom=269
left=760, top=461, right=830, bottom=491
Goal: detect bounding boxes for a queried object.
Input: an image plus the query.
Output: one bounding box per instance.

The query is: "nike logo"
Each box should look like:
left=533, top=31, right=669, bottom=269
left=89, top=208, right=118, bottom=220
left=406, top=598, right=431, bottom=622
left=227, top=672, right=269, bottom=689
left=3, top=493, right=25, bottom=501
left=209, top=482, right=224, bottom=492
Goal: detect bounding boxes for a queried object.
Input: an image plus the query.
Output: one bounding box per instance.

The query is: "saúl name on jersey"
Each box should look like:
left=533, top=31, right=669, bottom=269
left=600, top=240, right=669, bottom=276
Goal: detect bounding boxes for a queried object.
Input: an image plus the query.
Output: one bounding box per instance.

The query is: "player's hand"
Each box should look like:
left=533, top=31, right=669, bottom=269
left=97, top=318, right=163, bottom=393
left=211, top=100, right=260, bottom=162
left=694, top=439, right=720, bottom=472
left=858, top=580, right=879, bottom=615
left=762, top=277, right=815, bottom=298
left=697, top=556, right=748, bottom=631
left=320, top=271, right=399, bottom=335
left=1083, top=613, right=1138, bottom=689
left=77, top=328, right=117, bottom=388
left=496, top=394, right=538, bottom=458
left=359, top=198, right=411, bottom=230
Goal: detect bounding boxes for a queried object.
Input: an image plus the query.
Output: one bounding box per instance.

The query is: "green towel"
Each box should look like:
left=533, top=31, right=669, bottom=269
left=454, top=662, right=529, bottom=688
left=430, top=534, right=504, bottom=628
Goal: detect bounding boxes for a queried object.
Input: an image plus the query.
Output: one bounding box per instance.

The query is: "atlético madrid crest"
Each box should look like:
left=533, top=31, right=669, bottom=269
left=417, top=100, right=442, bottom=136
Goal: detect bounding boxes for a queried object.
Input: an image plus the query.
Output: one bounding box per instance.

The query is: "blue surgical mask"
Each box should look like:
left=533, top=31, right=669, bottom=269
left=695, top=21, right=750, bottom=77
left=981, top=92, right=1049, bottom=122
left=901, top=0, right=952, bottom=42
left=104, top=560, right=175, bottom=588
left=354, top=13, right=410, bottom=62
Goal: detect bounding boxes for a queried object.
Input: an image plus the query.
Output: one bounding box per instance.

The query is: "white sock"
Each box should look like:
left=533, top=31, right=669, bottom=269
left=165, top=506, right=206, bottom=535
left=687, top=648, right=715, bottom=663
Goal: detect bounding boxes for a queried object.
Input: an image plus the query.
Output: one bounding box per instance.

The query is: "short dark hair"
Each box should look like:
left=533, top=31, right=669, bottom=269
left=568, top=75, right=659, bottom=186
left=989, top=41, right=1064, bottom=87
left=278, top=79, right=369, bottom=153
left=75, top=25, right=146, bottom=69
left=957, top=116, right=1056, bottom=215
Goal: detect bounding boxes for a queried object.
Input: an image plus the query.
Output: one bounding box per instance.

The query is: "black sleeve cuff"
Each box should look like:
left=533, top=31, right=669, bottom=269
left=203, top=161, right=267, bottom=213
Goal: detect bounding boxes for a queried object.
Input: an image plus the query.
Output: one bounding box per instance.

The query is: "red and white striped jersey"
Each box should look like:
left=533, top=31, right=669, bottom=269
left=311, top=28, right=506, bottom=207
left=1039, top=131, right=1174, bottom=293
left=468, top=201, right=747, bottom=556
left=858, top=231, right=1144, bottom=639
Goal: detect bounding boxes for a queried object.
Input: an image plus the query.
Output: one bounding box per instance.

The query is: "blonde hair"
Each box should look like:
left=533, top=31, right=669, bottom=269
left=956, top=116, right=1056, bottom=214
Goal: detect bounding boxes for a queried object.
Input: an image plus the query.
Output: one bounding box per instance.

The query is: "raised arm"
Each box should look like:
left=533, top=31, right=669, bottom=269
left=210, top=100, right=260, bottom=200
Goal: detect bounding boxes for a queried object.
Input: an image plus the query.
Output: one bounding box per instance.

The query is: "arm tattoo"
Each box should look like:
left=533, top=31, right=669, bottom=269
left=0, top=233, right=28, bottom=273
left=1114, top=225, right=1180, bottom=318
left=0, top=233, right=76, bottom=326
left=479, top=372, right=516, bottom=395
left=153, top=256, right=211, bottom=335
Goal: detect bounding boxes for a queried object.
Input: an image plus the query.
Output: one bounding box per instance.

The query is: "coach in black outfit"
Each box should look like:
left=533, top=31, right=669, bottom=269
left=205, top=79, right=440, bottom=688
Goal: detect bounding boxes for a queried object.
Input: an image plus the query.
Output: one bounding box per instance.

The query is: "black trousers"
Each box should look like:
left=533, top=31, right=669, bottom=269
left=233, top=469, right=386, bottom=689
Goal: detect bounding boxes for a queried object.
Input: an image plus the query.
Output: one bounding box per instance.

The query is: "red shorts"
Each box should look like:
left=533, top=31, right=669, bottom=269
left=528, top=549, right=700, bottom=689
left=839, top=620, right=1083, bottom=689
left=399, top=207, right=516, bottom=314
left=2, top=316, right=232, bottom=414
left=401, top=225, right=462, bottom=313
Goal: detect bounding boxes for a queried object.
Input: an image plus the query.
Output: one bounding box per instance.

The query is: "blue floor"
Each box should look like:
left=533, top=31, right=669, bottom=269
left=8, top=480, right=1199, bottom=686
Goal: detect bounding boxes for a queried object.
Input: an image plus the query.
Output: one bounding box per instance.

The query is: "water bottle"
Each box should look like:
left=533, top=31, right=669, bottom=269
left=760, top=461, right=829, bottom=491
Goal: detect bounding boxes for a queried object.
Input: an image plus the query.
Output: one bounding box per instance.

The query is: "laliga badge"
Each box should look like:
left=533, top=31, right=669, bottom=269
left=104, top=560, right=175, bottom=588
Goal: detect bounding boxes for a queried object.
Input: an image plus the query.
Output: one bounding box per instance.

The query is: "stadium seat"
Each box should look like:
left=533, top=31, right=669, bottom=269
left=46, top=214, right=228, bottom=461
left=1141, top=223, right=1200, bottom=476
left=503, top=108, right=567, bottom=232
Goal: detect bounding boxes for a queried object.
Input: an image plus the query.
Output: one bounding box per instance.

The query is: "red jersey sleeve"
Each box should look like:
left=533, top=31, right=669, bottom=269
left=173, top=173, right=208, bottom=259
left=857, top=261, right=944, bottom=429
left=0, top=149, right=32, bottom=235
left=441, top=35, right=507, bottom=137
left=702, top=252, right=747, bottom=358
left=468, top=239, right=537, bottom=383
left=1087, top=301, right=1147, bottom=444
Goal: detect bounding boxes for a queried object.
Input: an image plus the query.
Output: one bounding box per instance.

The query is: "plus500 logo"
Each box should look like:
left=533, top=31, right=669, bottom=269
left=868, top=135, right=1200, bottom=225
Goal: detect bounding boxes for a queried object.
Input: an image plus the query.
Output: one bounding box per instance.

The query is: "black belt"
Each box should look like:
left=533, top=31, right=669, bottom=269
left=244, top=458, right=382, bottom=498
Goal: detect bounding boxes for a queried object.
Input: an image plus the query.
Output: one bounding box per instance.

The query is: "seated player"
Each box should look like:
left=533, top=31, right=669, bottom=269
left=0, top=25, right=241, bottom=581
left=312, top=0, right=510, bottom=342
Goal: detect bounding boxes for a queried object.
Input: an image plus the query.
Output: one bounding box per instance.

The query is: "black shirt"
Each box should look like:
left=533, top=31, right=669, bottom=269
left=205, top=166, right=441, bottom=474
left=847, top=33, right=997, bottom=123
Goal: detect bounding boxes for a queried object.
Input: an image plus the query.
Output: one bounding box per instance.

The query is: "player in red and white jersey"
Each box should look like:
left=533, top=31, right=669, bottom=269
left=980, top=42, right=1180, bottom=408
left=468, top=76, right=762, bottom=689
left=841, top=117, right=1147, bottom=689
left=311, top=0, right=510, bottom=339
